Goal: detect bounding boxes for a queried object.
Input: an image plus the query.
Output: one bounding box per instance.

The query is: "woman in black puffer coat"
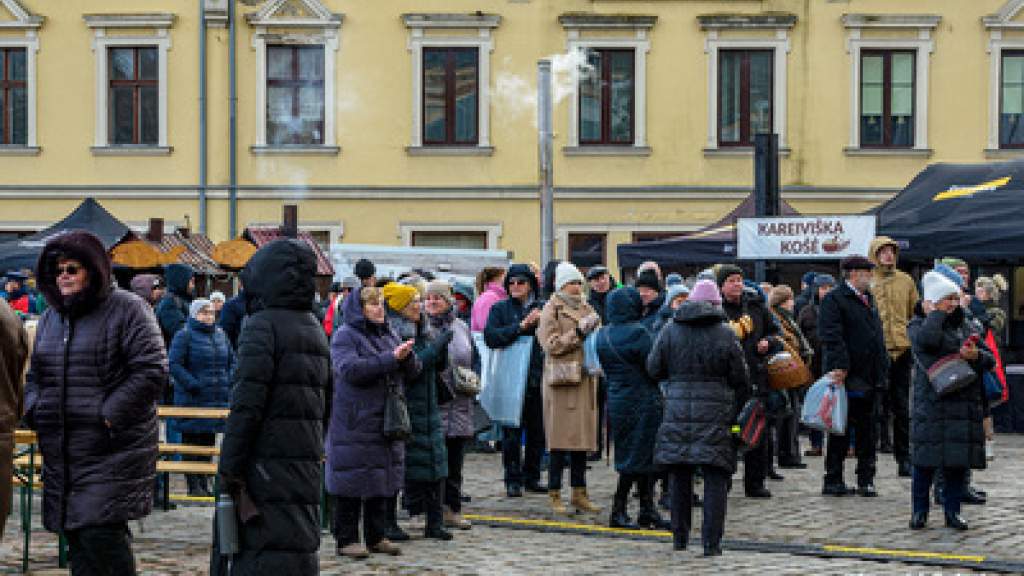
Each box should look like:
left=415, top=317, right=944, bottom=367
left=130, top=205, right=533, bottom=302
left=907, top=271, right=993, bottom=532
left=26, top=230, right=167, bottom=574
left=217, top=239, right=330, bottom=575
left=647, top=280, right=748, bottom=556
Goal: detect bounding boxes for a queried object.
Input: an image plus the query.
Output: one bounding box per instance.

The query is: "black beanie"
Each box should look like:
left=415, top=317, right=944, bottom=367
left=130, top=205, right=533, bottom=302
left=634, top=269, right=661, bottom=292
left=353, top=258, right=376, bottom=280
left=716, top=264, right=744, bottom=287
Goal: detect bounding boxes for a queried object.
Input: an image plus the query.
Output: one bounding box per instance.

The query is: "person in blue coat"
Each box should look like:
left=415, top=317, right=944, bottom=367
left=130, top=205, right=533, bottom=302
left=596, top=287, right=669, bottom=531
left=168, top=298, right=235, bottom=497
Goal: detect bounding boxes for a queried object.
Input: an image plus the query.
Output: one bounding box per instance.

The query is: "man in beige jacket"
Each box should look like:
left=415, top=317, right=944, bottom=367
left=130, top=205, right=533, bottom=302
left=0, top=298, right=29, bottom=540
left=869, top=237, right=918, bottom=477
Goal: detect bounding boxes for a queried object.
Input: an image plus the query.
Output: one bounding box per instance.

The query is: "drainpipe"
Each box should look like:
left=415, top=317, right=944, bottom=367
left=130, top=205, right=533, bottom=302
left=198, top=0, right=208, bottom=235
left=538, top=59, right=554, bottom=270
left=228, top=0, right=238, bottom=239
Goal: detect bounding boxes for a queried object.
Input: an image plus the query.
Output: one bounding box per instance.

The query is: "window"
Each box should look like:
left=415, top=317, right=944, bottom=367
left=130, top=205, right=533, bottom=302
left=422, top=48, right=478, bottom=146
left=267, top=45, right=325, bottom=146
left=567, top=233, right=606, bottom=270
left=860, top=51, right=915, bottom=148
left=580, top=49, right=635, bottom=146
left=0, top=47, right=27, bottom=145
left=411, top=231, right=488, bottom=250
left=719, top=50, right=773, bottom=147
left=1001, top=51, right=1024, bottom=148
left=108, top=47, right=158, bottom=146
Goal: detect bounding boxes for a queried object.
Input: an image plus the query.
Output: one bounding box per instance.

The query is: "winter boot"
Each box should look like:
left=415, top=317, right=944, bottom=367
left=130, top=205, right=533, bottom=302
left=571, top=487, right=602, bottom=515
left=197, top=476, right=213, bottom=498
left=637, top=496, right=672, bottom=531
left=609, top=494, right=637, bottom=529
left=384, top=495, right=410, bottom=542
left=444, top=507, right=472, bottom=530
left=549, top=490, right=567, bottom=515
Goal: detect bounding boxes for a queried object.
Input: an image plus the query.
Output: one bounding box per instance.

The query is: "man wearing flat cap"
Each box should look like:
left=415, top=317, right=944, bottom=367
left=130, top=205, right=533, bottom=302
left=818, top=256, right=889, bottom=498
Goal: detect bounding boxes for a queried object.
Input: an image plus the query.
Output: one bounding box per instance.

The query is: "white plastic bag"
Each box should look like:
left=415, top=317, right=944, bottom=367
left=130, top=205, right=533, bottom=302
left=473, top=333, right=531, bottom=427
left=800, top=375, right=848, bottom=435
left=582, top=331, right=603, bottom=376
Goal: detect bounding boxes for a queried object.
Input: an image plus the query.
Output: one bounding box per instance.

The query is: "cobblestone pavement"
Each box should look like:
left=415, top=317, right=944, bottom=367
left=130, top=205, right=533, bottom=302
left=3, top=434, right=1023, bottom=575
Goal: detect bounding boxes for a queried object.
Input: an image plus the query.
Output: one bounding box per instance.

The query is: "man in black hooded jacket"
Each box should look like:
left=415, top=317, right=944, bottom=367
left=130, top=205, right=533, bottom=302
left=484, top=263, right=547, bottom=497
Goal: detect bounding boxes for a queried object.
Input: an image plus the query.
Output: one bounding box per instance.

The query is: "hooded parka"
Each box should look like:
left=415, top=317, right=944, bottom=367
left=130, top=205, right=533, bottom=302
left=217, top=239, right=330, bottom=575
left=168, top=317, right=235, bottom=433
left=596, top=288, right=661, bottom=474
left=25, top=230, right=167, bottom=532
left=648, top=301, right=749, bottom=472
left=908, top=304, right=992, bottom=470
left=155, top=263, right=194, bottom=346
left=870, top=236, right=919, bottom=358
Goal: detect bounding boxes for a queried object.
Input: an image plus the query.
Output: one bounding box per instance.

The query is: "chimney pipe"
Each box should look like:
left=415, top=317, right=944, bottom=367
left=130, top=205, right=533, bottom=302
left=147, top=218, right=164, bottom=242
left=282, top=205, right=298, bottom=239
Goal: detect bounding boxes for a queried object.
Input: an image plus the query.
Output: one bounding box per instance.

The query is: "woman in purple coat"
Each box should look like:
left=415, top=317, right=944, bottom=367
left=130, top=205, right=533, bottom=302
left=328, top=287, right=421, bottom=559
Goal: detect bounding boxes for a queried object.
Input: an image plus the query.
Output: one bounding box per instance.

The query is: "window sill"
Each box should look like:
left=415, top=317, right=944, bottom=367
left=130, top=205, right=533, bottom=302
left=984, top=148, right=1024, bottom=159
left=703, top=146, right=792, bottom=158
left=563, top=146, right=652, bottom=157
left=250, top=145, right=341, bottom=156
left=843, top=147, right=932, bottom=158
left=91, top=146, right=172, bottom=156
left=405, top=146, right=494, bottom=157
left=0, top=146, right=40, bottom=156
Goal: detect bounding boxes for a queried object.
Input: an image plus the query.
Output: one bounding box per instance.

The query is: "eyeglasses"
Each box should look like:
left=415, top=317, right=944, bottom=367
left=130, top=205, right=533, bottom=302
left=508, top=279, right=530, bottom=286
left=56, top=264, right=81, bottom=277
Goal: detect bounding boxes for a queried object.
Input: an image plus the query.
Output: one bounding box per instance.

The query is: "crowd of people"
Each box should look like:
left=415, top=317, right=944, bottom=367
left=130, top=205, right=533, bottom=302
left=0, top=229, right=1007, bottom=574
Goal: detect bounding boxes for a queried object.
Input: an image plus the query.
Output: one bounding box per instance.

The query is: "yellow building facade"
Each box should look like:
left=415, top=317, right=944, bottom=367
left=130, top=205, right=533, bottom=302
left=2, top=0, right=1024, bottom=273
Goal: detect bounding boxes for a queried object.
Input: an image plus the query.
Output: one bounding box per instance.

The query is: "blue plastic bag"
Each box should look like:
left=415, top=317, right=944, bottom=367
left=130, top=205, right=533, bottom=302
left=473, top=333, right=531, bottom=427
left=582, top=331, right=603, bottom=376
left=800, top=376, right=848, bottom=435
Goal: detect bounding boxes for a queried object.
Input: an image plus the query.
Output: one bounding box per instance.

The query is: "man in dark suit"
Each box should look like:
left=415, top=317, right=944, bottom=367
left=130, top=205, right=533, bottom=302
left=818, top=256, right=890, bottom=498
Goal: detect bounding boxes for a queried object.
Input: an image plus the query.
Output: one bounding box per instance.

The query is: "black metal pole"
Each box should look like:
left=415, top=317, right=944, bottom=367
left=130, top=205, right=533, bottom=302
left=753, top=133, right=780, bottom=283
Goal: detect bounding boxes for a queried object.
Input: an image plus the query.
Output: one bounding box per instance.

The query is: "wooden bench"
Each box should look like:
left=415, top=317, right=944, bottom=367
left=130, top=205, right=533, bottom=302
left=157, top=406, right=229, bottom=509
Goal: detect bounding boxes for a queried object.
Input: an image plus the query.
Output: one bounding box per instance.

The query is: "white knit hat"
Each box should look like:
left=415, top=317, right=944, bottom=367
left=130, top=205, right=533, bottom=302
left=190, top=298, right=212, bottom=319
left=921, top=271, right=960, bottom=303
left=554, top=261, right=585, bottom=292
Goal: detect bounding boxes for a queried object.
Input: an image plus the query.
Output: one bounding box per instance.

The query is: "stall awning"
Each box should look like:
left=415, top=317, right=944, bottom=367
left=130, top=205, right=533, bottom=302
left=244, top=227, right=334, bottom=276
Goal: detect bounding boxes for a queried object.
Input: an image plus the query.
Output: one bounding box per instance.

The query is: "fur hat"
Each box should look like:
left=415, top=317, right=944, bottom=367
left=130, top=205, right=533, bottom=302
left=688, top=279, right=722, bottom=305
left=381, top=282, right=419, bottom=312
left=190, top=298, right=212, bottom=319
left=36, top=230, right=112, bottom=315
left=554, top=261, right=585, bottom=292
left=769, top=285, right=795, bottom=308
left=922, top=271, right=961, bottom=303
left=716, top=264, right=744, bottom=287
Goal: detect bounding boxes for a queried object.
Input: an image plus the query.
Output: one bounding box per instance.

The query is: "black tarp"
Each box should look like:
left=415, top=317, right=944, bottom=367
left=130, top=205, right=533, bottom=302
left=617, top=194, right=799, bottom=268
left=0, top=198, right=134, bottom=272
left=875, top=160, right=1024, bottom=262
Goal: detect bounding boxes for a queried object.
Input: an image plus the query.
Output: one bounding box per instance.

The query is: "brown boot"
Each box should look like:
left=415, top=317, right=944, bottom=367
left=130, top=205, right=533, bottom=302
left=369, top=538, right=402, bottom=556
left=337, top=542, right=369, bottom=559
left=571, top=487, right=602, bottom=514
left=444, top=507, right=472, bottom=530
left=549, top=490, right=567, bottom=514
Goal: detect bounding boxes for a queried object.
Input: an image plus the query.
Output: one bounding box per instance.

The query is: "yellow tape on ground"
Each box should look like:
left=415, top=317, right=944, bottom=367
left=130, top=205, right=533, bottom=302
left=822, top=545, right=985, bottom=563
left=169, top=495, right=215, bottom=503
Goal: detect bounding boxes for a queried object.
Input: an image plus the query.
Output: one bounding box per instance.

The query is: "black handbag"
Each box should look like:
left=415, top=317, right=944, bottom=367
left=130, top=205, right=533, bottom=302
left=383, top=382, right=412, bottom=441
left=924, top=354, right=977, bottom=397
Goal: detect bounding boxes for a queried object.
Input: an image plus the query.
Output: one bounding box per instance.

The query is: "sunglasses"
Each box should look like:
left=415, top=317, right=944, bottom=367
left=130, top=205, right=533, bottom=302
left=508, top=278, right=530, bottom=286
left=56, top=264, right=81, bottom=276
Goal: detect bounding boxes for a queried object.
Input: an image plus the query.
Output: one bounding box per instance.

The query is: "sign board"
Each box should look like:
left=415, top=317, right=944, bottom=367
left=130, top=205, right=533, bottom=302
left=737, top=215, right=876, bottom=260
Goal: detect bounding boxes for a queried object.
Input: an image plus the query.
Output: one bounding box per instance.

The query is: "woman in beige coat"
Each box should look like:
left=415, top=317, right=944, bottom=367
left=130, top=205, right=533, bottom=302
left=537, top=262, right=602, bottom=515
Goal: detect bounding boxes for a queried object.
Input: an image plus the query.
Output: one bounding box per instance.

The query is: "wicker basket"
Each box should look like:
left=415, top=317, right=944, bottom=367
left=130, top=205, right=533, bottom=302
left=767, top=351, right=813, bottom=390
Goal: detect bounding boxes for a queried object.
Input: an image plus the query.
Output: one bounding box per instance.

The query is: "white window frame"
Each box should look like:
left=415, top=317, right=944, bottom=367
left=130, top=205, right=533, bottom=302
left=842, top=14, right=939, bottom=154
left=247, top=0, right=342, bottom=153
left=85, top=14, right=174, bottom=153
left=399, top=223, right=502, bottom=249
left=561, top=21, right=653, bottom=152
left=0, top=0, right=42, bottom=154
left=404, top=14, right=499, bottom=153
left=985, top=1, right=1024, bottom=153
left=702, top=28, right=791, bottom=152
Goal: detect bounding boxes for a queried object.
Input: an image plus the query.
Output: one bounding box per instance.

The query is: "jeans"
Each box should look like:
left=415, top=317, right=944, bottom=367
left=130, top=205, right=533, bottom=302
left=548, top=450, right=587, bottom=490
left=668, top=464, right=729, bottom=549
left=333, top=496, right=388, bottom=547
left=825, top=393, right=877, bottom=487
left=444, top=437, right=467, bottom=513
left=502, top=385, right=545, bottom=487
left=66, top=523, right=136, bottom=576
left=913, top=466, right=966, bottom=517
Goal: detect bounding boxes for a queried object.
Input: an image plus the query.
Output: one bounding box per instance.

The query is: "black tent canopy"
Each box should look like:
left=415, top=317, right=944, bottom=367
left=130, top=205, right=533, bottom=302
left=0, top=198, right=135, bottom=272
left=617, top=194, right=799, bottom=268
left=875, top=160, right=1024, bottom=262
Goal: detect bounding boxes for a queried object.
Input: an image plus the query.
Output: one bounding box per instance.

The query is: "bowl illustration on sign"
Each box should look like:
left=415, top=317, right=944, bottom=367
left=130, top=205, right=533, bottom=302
left=822, top=237, right=851, bottom=254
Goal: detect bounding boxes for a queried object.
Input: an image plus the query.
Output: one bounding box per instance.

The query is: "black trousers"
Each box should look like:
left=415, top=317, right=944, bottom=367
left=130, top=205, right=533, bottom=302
left=548, top=450, right=587, bottom=490
left=777, top=391, right=802, bottom=465
left=502, top=385, right=545, bottom=487
left=405, top=480, right=444, bottom=528
left=596, top=378, right=607, bottom=453
left=66, top=523, right=136, bottom=576
left=825, top=392, right=877, bottom=486
left=444, top=437, right=467, bottom=513
left=743, top=420, right=771, bottom=491
left=669, top=464, right=729, bottom=549
left=333, top=496, right=388, bottom=547
left=887, top=351, right=912, bottom=463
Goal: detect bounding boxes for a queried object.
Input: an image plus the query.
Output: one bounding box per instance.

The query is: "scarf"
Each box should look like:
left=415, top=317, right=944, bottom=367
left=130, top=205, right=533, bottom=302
left=556, top=292, right=583, bottom=310
left=773, top=305, right=812, bottom=360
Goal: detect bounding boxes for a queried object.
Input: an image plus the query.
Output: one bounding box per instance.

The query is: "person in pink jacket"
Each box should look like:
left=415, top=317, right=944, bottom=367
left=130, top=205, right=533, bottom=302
left=471, top=268, right=507, bottom=332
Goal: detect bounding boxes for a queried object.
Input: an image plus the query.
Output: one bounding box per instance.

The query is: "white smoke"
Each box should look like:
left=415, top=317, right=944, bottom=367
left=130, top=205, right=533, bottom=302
left=493, top=48, right=595, bottom=128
